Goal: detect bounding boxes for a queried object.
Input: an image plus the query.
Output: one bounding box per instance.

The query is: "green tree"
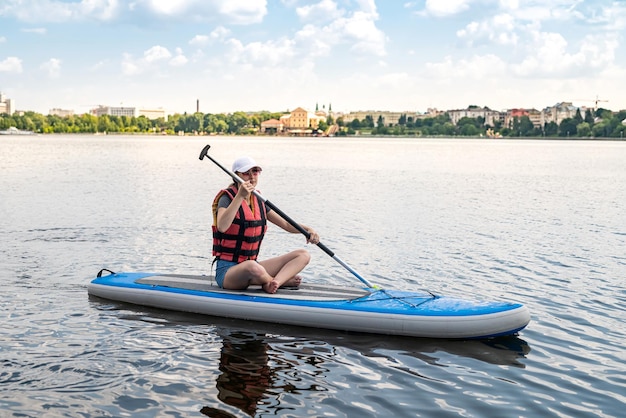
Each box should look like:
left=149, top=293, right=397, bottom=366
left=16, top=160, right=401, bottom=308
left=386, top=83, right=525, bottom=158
left=228, top=111, right=250, bottom=133
left=574, top=108, right=583, bottom=123
left=517, top=116, right=535, bottom=136
left=577, top=122, right=591, bottom=137
left=460, top=123, right=478, bottom=136
left=205, top=114, right=228, bottom=134
left=97, top=115, right=115, bottom=133
left=544, top=121, right=558, bottom=136
left=349, top=118, right=361, bottom=129
left=558, top=118, right=578, bottom=137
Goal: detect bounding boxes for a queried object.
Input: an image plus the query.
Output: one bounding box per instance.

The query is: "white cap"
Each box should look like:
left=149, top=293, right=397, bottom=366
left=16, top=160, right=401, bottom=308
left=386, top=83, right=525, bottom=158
left=232, top=156, right=261, bottom=173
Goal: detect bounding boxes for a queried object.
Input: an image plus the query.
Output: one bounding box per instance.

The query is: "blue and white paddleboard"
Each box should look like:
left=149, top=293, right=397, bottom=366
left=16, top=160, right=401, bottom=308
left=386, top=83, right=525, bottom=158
left=88, top=270, right=530, bottom=339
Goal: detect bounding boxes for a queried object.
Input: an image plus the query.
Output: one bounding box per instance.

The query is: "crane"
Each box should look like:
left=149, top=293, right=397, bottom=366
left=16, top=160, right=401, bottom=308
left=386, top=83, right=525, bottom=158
left=573, top=96, right=609, bottom=111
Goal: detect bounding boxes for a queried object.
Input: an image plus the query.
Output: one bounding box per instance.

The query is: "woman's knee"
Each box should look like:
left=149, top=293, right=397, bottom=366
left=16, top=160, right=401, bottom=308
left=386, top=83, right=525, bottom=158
left=241, top=260, right=266, bottom=279
left=295, top=249, right=311, bottom=265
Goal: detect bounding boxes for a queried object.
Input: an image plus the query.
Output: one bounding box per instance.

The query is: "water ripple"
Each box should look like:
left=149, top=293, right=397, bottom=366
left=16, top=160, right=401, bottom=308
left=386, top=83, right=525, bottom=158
left=2, top=137, right=625, bottom=417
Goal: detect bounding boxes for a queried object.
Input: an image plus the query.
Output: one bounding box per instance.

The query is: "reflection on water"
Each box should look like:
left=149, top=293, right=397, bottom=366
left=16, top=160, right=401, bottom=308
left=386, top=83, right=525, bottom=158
left=201, top=327, right=530, bottom=417
left=109, top=305, right=530, bottom=417
left=207, top=332, right=273, bottom=417
left=91, top=299, right=532, bottom=417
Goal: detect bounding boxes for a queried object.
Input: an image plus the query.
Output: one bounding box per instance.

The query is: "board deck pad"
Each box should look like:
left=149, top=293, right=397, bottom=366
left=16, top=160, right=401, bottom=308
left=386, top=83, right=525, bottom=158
left=136, top=274, right=371, bottom=301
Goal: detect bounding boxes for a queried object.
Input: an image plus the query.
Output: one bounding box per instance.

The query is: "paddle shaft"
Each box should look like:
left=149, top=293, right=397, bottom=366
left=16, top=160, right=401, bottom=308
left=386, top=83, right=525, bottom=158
left=199, top=144, right=374, bottom=289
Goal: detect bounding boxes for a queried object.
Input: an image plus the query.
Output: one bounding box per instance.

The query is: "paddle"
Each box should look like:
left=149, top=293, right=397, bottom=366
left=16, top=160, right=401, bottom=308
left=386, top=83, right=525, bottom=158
left=199, top=144, right=376, bottom=289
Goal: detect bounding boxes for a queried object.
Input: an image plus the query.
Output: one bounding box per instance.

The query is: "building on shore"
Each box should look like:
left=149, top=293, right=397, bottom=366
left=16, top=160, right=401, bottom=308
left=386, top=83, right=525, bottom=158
left=90, top=105, right=137, bottom=118
left=448, top=106, right=501, bottom=127
left=260, top=118, right=284, bottom=134
left=504, top=108, right=545, bottom=128
left=342, top=110, right=422, bottom=126
left=49, top=108, right=74, bottom=117
left=541, top=102, right=587, bottom=126
left=138, top=108, right=166, bottom=120
left=0, top=92, right=15, bottom=115
left=279, top=107, right=324, bottom=134
left=88, top=105, right=165, bottom=120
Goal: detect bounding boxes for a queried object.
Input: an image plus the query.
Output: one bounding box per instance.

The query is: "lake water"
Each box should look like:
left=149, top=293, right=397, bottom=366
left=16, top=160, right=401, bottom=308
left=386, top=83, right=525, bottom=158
left=1, top=135, right=624, bottom=417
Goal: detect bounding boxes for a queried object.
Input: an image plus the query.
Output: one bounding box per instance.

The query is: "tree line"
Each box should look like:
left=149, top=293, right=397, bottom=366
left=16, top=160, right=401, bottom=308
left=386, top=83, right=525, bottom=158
left=345, top=108, right=626, bottom=138
left=1, top=108, right=625, bottom=138
left=0, top=111, right=281, bottom=135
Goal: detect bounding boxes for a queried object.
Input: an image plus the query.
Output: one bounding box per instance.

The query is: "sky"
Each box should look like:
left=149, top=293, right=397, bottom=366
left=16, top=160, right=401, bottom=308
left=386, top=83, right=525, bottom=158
left=1, top=0, right=625, bottom=116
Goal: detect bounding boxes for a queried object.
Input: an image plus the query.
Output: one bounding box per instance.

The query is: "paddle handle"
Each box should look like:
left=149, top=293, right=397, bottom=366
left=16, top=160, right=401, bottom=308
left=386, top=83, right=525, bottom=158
left=200, top=144, right=375, bottom=289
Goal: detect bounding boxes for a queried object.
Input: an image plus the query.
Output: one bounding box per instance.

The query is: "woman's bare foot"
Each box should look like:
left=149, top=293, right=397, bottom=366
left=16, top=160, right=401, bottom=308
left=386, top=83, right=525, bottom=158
left=262, top=280, right=280, bottom=294
left=281, top=275, right=302, bottom=288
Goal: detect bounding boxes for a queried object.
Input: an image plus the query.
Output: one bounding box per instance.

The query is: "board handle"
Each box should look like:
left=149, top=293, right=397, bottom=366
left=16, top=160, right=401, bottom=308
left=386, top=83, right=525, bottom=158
left=96, top=268, right=116, bottom=278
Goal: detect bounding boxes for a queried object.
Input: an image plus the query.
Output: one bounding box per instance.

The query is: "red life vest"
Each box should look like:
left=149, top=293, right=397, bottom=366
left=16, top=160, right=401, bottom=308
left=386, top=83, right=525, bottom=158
left=212, top=185, right=268, bottom=262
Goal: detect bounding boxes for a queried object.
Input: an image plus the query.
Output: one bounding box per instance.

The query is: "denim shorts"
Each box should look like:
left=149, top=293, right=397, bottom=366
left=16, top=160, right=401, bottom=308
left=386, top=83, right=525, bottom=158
left=215, top=259, right=238, bottom=288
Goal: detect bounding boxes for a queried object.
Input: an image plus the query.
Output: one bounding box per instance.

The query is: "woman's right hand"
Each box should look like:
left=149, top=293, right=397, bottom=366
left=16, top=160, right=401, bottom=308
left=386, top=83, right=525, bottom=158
left=237, top=181, right=254, bottom=199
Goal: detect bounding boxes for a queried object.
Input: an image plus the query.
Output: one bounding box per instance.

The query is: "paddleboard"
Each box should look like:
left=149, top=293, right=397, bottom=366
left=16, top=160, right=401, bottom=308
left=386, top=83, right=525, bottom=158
left=88, top=270, right=530, bottom=339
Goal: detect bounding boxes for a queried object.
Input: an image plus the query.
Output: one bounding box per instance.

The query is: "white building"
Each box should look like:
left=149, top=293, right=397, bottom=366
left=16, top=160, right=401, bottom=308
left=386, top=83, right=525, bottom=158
left=342, top=110, right=421, bottom=126
left=0, top=92, right=15, bottom=115
left=138, top=108, right=166, bottom=120
left=542, top=102, right=584, bottom=125
left=91, top=105, right=137, bottom=118
left=447, top=107, right=501, bottom=127
left=49, top=108, right=74, bottom=117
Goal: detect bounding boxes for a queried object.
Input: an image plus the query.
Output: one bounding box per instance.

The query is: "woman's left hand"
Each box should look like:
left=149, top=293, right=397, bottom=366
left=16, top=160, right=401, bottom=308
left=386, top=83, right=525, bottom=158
left=307, top=229, right=320, bottom=245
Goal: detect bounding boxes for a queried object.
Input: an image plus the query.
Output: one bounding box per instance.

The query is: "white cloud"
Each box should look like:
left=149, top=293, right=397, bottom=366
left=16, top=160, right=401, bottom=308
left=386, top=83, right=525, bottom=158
left=513, top=31, right=619, bottom=77
left=188, top=27, right=231, bottom=48
left=0, top=56, right=23, bottom=73
left=292, top=1, right=386, bottom=58
left=427, top=23, right=620, bottom=83
left=121, top=45, right=174, bottom=75
left=170, top=48, right=188, bottom=66
left=139, top=0, right=189, bottom=15
left=294, top=24, right=333, bottom=57
left=216, top=0, right=268, bottom=24
left=143, top=45, right=171, bottom=63
left=421, top=0, right=473, bottom=17
left=2, top=0, right=121, bottom=23
left=457, top=13, right=518, bottom=46
left=210, top=26, right=231, bottom=40
left=586, top=1, right=626, bottom=30
left=425, top=54, right=507, bottom=79
left=128, top=0, right=267, bottom=24
left=1, top=0, right=266, bottom=25
left=40, top=58, right=61, bottom=78
left=210, top=0, right=387, bottom=73
left=579, top=33, right=619, bottom=69
left=0, top=36, right=6, bottom=43
left=189, top=35, right=210, bottom=46
left=224, top=37, right=296, bottom=67
left=354, top=0, right=378, bottom=16
left=339, top=11, right=387, bottom=56
left=297, top=0, right=343, bottom=22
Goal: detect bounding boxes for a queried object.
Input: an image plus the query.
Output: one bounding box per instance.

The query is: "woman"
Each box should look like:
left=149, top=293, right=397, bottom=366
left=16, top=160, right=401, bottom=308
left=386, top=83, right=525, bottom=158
left=212, top=156, right=320, bottom=294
